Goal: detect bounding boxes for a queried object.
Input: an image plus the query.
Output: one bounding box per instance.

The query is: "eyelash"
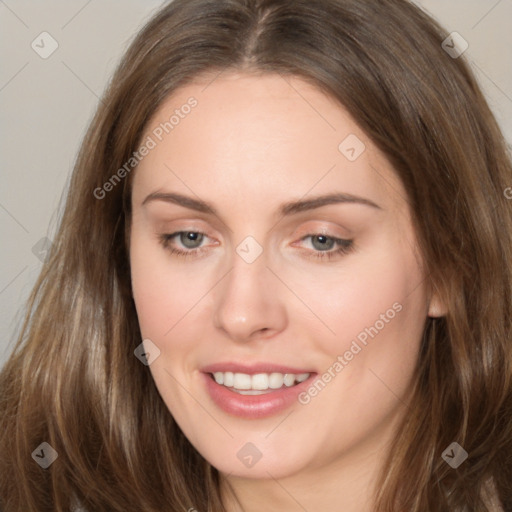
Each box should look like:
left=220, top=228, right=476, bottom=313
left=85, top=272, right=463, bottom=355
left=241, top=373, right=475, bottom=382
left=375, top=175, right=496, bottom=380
left=158, top=231, right=354, bottom=261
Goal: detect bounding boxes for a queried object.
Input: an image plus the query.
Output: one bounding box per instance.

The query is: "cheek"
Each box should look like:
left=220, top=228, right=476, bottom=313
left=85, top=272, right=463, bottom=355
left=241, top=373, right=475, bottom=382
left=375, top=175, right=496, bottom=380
left=130, top=244, right=171, bottom=339
left=130, top=231, right=210, bottom=340
left=300, top=252, right=421, bottom=338
left=290, top=251, right=427, bottom=451
left=298, top=238, right=427, bottom=385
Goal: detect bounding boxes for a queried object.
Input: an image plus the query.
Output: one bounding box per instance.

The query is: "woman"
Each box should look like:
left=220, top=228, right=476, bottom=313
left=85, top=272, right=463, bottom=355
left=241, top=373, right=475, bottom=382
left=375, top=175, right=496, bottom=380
left=1, top=0, right=511, bottom=510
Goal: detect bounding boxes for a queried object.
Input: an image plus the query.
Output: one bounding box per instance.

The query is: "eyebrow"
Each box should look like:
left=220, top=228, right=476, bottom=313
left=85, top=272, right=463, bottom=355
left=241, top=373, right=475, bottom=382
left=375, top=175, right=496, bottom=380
left=142, top=191, right=382, bottom=216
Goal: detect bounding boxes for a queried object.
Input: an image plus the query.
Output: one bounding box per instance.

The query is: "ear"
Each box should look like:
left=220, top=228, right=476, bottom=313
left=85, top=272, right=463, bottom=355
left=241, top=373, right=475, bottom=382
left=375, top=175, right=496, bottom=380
left=427, top=292, right=447, bottom=318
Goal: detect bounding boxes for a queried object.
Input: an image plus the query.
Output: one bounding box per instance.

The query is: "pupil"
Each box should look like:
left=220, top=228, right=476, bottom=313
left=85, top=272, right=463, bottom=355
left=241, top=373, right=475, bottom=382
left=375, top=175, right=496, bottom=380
left=313, top=235, right=334, bottom=251
left=182, top=232, right=202, bottom=248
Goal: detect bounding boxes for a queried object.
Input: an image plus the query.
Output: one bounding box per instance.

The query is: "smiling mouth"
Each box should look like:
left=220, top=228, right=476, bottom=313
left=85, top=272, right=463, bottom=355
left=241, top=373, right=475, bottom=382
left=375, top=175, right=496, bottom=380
left=209, top=371, right=311, bottom=395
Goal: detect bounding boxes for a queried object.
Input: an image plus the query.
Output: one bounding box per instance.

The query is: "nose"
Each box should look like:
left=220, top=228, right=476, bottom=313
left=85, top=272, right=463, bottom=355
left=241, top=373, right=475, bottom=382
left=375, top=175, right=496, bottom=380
left=212, top=248, right=288, bottom=343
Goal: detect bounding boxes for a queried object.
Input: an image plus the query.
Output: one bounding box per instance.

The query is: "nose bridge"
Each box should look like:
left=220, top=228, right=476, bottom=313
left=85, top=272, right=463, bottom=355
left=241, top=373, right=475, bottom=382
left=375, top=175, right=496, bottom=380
left=213, top=239, right=287, bottom=341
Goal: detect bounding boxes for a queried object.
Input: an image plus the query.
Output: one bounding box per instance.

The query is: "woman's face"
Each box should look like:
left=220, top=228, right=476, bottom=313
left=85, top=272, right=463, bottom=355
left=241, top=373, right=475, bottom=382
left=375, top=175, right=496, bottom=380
left=129, top=72, right=442, bottom=482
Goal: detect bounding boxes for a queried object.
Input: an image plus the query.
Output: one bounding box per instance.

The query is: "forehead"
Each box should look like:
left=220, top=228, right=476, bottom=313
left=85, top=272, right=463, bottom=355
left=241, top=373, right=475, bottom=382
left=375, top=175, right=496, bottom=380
left=132, top=72, right=407, bottom=215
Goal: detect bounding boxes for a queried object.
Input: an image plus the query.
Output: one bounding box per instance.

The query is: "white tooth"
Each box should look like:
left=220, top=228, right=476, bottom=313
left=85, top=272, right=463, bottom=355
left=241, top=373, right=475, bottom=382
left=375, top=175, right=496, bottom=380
left=218, top=371, right=309, bottom=390
left=232, top=389, right=269, bottom=395
left=283, top=374, right=295, bottom=387
left=252, top=373, right=270, bottom=390
left=268, top=372, right=285, bottom=389
left=233, top=373, right=252, bottom=390
left=224, top=371, right=234, bottom=387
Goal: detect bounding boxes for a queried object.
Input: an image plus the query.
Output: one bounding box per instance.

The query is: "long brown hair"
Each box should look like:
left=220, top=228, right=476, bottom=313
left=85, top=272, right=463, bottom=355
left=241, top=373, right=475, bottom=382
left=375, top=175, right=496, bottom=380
left=1, top=0, right=511, bottom=510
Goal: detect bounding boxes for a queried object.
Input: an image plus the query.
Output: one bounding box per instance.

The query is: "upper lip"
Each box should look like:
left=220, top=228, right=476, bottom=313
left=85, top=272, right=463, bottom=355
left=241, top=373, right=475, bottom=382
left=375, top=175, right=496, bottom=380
left=201, top=362, right=315, bottom=375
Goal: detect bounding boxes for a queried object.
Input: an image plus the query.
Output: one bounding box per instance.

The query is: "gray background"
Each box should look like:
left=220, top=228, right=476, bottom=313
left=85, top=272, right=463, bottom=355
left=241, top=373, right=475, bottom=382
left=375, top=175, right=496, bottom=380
left=1, top=0, right=511, bottom=368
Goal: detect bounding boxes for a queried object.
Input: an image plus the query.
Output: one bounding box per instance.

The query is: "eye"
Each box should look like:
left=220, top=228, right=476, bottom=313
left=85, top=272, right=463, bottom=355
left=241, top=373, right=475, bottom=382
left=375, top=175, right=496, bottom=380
left=297, top=234, right=354, bottom=261
left=158, top=231, right=354, bottom=262
left=158, top=231, right=211, bottom=258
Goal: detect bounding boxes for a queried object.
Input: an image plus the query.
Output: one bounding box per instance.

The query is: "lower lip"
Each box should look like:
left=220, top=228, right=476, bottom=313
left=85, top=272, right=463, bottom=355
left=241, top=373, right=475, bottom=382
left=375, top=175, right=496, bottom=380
left=202, top=373, right=316, bottom=419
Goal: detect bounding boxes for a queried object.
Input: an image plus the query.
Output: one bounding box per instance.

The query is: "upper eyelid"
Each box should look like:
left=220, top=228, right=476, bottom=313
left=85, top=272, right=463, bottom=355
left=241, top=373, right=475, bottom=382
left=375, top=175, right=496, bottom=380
left=163, top=219, right=352, bottom=238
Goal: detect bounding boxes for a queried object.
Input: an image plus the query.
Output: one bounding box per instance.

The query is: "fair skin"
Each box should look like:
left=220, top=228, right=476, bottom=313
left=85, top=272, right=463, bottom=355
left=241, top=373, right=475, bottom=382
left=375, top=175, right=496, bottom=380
left=129, top=72, right=445, bottom=511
